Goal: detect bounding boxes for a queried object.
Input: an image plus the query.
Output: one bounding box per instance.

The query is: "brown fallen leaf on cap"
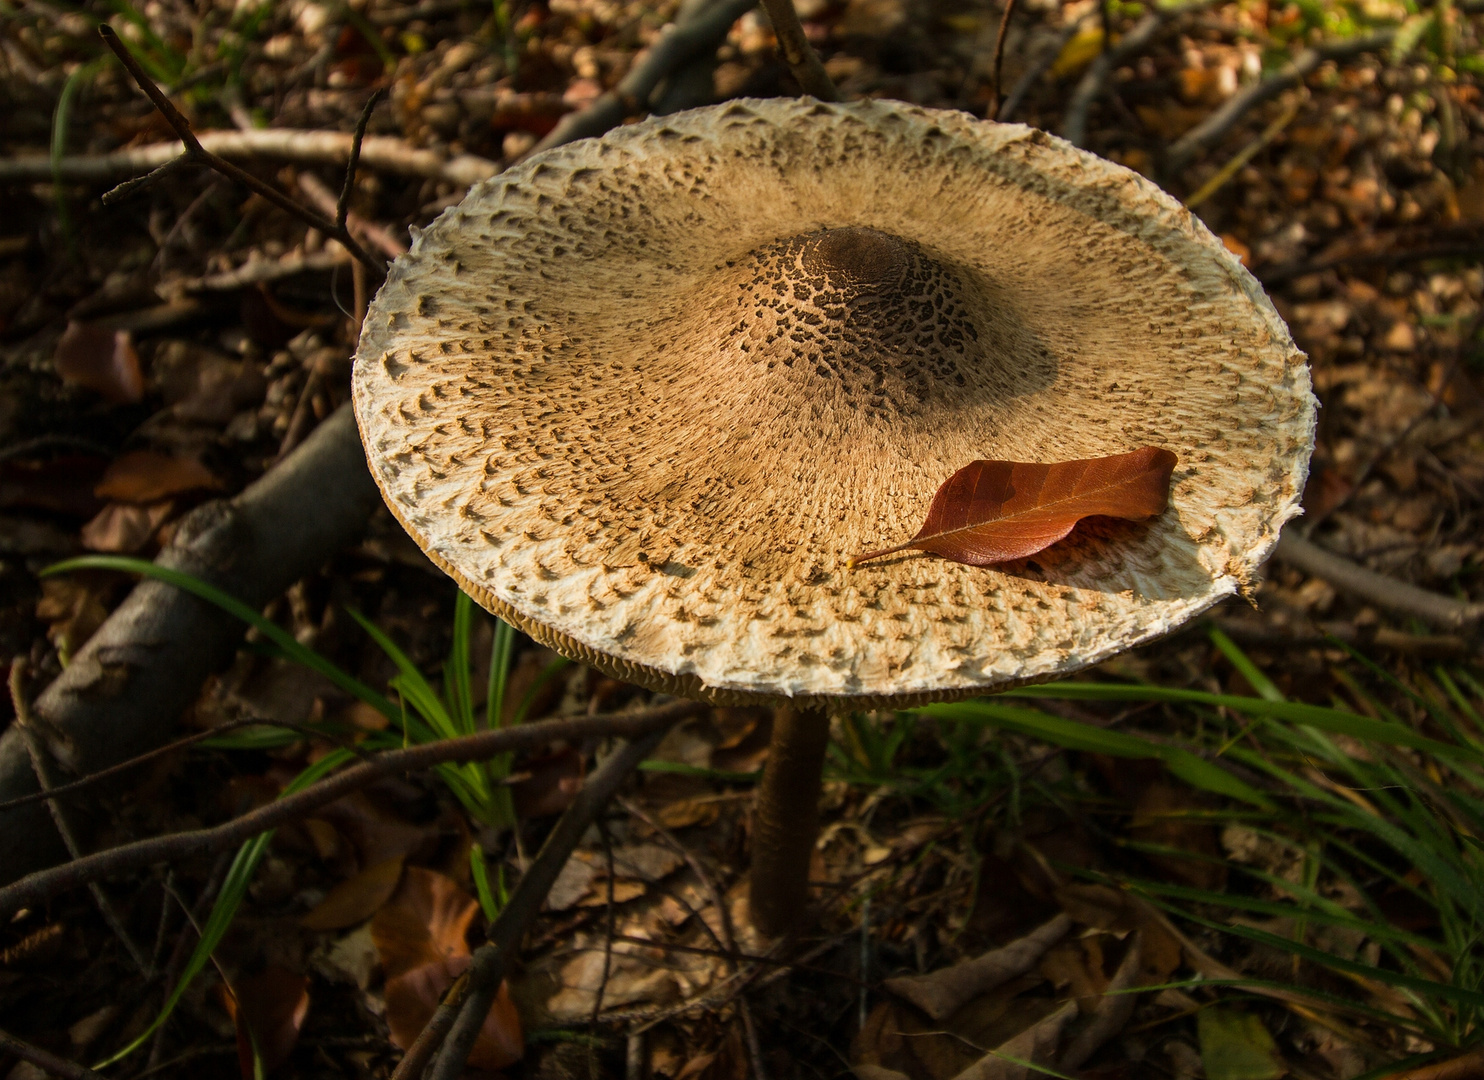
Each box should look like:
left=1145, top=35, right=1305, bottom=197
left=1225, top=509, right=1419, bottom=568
left=850, top=447, right=1177, bottom=568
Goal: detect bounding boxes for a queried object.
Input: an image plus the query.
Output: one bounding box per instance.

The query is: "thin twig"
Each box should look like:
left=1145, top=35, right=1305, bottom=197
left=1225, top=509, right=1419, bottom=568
left=591, top=819, right=618, bottom=1029
left=986, top=0, right=1017, bottom=120
left=1165, top=31, right=1392, bottom=172
left=1274, top=532, right=1484, bottom=632
left=337, top=88, right=385, bottom=234
left=999, top=15, right=1088, bottom=123
left=530, top=0, right=761, bottom=154
left=619, top=797, right=768, bottom=1080
left=424, top=729, right=673, bottom=1080
left=0, top=718, right=369, bottom=814
left=1060, top=0, right=1217, bottom=148
left=0, top=1027, right=107, bottom=1080
left=298, top=173, right=407, bottom=260
left=757, top=0, right=838, bottom=100
left=0, top=701, right=704, bottom=919
left=96, top=26, right=381, bottom=274
left=1183, top=92, right=1300, bottom=209
left=9, top=657, right=152, bottom=977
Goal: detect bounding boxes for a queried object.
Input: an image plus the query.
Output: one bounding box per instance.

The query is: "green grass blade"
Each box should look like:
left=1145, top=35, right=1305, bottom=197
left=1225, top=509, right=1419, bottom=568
left=1209, top=626, right=1285, bottom=702
left=46, top=556, right=400, bottom=723
left=1006, top=683, right=1476, bottom=762
left=470, top=842, right=500, bottom=920
left=921, top=701, right=1273, bottom=808
left=97, top=750, right=354, bottom=1066
left=446, top=591, right=475, bottom=735
left=345, top=608, right=457, bottom=738
left=486, top=618, right=516, bottom=730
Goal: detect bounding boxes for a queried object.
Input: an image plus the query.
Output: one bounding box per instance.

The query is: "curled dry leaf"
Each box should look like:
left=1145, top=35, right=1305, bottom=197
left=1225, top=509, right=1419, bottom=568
left=300, top=856, right=405, bottom=931
left=370, top=867, right=523, bottom=1069
left=1058, top=933, right=1145, bottom=1071
left=54, top=321, right=144, bottom=403
left=884, top=913, right=1072, bottom=1021
left=95, top=450, right=220, bottom=503
left=220, top=966, right=310, bottom=1078
left=851, top=447, right=1177, bottom=568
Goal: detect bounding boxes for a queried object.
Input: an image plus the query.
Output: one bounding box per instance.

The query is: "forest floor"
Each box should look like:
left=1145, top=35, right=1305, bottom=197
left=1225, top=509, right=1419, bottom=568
left=4, top=0, right=1484, bottom=1077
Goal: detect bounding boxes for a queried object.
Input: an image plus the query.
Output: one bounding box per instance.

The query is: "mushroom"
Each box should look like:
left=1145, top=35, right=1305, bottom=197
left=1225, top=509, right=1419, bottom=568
left=352, top=97, right=1315, bottom=936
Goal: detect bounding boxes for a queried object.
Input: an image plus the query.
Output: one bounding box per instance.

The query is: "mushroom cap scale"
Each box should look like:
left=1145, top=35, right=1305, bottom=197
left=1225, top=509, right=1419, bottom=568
left=353, top=97, right=1315, bottom=708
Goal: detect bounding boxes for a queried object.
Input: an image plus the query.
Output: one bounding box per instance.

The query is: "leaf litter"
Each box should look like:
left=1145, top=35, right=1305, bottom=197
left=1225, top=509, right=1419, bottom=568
left=8, top=0, right=1484, bottom=1072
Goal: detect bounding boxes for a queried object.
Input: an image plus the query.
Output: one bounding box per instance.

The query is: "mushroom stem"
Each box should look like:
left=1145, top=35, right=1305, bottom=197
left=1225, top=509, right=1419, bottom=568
left=749, top=703, right=831, bottom=936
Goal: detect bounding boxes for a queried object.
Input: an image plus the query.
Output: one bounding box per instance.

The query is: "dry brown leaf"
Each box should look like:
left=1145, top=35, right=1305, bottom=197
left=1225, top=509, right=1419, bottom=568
left=220, top=966, right=310, bottom=1078
left=1383, top=1046, right=1484, bottom=1080
left=851, top=449, right=1176, bottom=568
left=953, top=1000, right=1079, bottom=1080
left=36, top=578, right=110, bottom=657
left=300, top=857, right=405, bottom=931
left=309, top=791, right=431, bottom=868
left=370, top=867, right=478, bottom=980
left=1059, top=933, right=1144, bottom=1071
left=80, top=500, right=173, bottom=553
left=384, top=958, right=524, bottom=1070
left=372, top=868, right=524, bottom=1069
left=95, top=451, right=220, bottom=503
left=1129, top=780, right=1228, bottom=891
left=511, top=747, right=585, bottom=818
left=884, top=914, right=1072, bottom=1021
left=54, top=321, right=144, bottom=403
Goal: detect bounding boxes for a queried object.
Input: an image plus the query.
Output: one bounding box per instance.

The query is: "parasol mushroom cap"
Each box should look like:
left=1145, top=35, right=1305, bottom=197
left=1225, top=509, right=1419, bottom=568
left=353, top=97, right=1315, bottom=708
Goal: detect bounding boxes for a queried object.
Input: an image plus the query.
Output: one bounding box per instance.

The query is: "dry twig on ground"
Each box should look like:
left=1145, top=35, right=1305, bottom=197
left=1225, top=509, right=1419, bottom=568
left=531, top=0, right=761, bottom=153
left=409, top=729, right=676, bottom=1080
left=758, top=0, right=838, bottom=100
left=1275, top=533, right=1484, bottom=633
left=0, top=701, right=703, bottom=919
left=95, top=26, right=382, bottom=273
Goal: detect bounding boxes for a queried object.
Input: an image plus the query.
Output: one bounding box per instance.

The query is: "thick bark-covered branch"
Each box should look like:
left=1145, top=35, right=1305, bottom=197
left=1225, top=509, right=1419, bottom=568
left=0, top=405, right=380, bottom=887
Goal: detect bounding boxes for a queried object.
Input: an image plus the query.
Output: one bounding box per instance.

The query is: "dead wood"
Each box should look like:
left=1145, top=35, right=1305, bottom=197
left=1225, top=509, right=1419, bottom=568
left=3, top=129, right=500, bottom=189
left=1164, top=31, right=1392, bottom=172
left=1058, top=933, right=1143, bottom=1071
left=954, top=999, right=1079, bottom=1080
left=0, top=1026, right=106, bottom=1080
left=0, top=701, right=701, bottom=920
left=1060, top=0, right=1217, bottom=148
left=530, top=0, right=760, bottom=155
left=0, top=405, right=380, bottom=888
left=758, top=0, right=839, bottom=100
left=1275, top=532, right=1484, bottom=632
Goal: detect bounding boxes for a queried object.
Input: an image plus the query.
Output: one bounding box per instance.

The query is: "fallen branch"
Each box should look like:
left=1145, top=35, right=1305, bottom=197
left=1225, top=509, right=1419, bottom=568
left=1165, top=31, right=1391, bottom=172
left=403, top=728, right=676, bottom=1080
left=0, top=406, right=381, bottom=888
left=0, top=1027, right=105, bottom=1080
left=3, top=129, right=501, bottom=189
left=176, top=250, right=353, bottom=293
left=0, top=700, right=702, bottom=920
left=1061, top=0, right=1216, bottom=148
left=999, top=15, right=1088, bottom=123
left=531, top=0, right=759, bottom=154
left=1274, top=532, right=1484, bottom=633
left=758, top=0, right=838, bottom=100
